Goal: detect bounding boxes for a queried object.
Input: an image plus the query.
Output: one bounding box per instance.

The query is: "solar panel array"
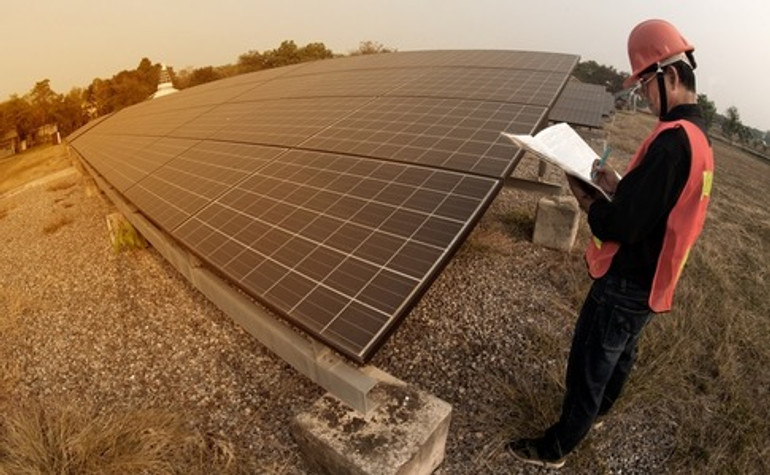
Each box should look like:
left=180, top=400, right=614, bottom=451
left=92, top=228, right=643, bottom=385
left=68, top=50, right=578, bottom=362
left=549, top=81, right=615, bottom=128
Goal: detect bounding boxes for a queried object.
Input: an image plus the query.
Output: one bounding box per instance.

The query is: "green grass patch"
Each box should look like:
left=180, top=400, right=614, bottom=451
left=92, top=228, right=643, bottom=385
left=107, top=213, right=147, bottom=253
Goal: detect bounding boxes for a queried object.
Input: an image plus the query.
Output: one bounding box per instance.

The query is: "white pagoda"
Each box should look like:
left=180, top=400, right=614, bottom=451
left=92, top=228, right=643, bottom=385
left=152, top=64, right=178, bottom=99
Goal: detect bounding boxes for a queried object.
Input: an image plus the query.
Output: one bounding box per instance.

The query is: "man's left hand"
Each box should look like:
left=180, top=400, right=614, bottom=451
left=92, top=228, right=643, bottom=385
left=566, top=174, right=596, bottom=212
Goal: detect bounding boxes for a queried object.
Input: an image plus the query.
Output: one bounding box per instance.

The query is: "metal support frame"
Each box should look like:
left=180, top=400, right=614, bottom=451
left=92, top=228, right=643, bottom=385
left=503, top=176, right=564, bottom=195
left=74, top=150, right=382, bottom=414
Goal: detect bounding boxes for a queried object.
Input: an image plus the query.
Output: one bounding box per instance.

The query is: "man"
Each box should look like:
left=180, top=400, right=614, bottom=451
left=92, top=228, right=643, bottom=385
left=507, top=19, right=714, bottom=469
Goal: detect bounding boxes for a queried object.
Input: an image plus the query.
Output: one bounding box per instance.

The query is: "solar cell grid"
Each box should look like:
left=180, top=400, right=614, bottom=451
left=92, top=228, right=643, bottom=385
left=122, top=141, right=284, bottom=232
left=549, top=81, right=615, bottom=128
left=72, top=135, right=160, bottom=192
left=325, top=302, right=385, bottom=351
left=390, top=68, right=563, bottom=105
left=69, top=49, right=578, bottom=361
left=169, top=146, right=497, bottom=358
left=95, top=106, right=211, bottom=137
left=236, top=68, right=428, bottom=101
left=303, top=97, right=546, bottom=178
left=174, top=96, right=371, bottom=145
left=126, top=177, right=205, bottom=230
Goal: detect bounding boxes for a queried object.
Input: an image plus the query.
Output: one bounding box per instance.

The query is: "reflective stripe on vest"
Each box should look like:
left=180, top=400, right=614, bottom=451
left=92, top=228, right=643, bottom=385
left=585, top=120, right=714, bottom=312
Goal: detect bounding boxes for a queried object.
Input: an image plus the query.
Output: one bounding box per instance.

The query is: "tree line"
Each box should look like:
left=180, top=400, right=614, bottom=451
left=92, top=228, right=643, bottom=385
left=0, top=40, right=390, bottom=147
left=2, top=45, right=766, bottom=151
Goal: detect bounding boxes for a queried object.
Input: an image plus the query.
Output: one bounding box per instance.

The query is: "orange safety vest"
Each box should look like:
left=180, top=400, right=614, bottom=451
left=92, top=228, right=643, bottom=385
left=585, top=119, right=714, bottom=312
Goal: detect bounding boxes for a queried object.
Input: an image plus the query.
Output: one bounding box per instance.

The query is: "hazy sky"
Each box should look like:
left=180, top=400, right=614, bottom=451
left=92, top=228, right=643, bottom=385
left=2, top=0, right=768, bottom=131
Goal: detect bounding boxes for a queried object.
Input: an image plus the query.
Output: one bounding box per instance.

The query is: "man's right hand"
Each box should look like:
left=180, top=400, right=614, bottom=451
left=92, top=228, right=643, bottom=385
left=592, top=160, right=620, bottom=195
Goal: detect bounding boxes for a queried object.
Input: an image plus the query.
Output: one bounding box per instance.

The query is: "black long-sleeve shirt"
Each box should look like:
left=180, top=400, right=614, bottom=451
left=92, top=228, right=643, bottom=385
left=587, top=104, right=708, bottom=290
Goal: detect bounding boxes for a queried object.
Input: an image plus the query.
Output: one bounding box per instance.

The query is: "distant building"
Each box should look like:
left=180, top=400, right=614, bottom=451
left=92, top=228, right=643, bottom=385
left=0, top=130, right=20, bottom=158
left=152, top=64, right=179, bottom=99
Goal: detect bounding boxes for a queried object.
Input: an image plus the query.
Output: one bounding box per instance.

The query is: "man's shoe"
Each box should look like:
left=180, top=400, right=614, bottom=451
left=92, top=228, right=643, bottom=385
left=506, top=438, right=565, bottom=469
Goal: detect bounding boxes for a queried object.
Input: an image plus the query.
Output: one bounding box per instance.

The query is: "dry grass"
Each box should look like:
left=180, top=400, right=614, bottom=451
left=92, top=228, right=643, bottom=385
left=500, top=208, right=536, bottom=242
left=0, top=289, right=26, bottom=337
left=0, top=201, right=18, bottom=222
left=0, top=145, right=72, bottom=196
left=47, top=180, right=78, bottom=193
left=626, top=133, right=770, bottom=473
left=0, top=290, right=26, bottom=404
left=0, top=402, right=237, bottom=475
left=41, top=215, right=75, bottom=235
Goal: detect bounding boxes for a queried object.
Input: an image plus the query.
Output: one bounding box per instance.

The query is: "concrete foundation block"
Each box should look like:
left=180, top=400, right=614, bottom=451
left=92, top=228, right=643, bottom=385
left=106, top=212, right=147, bottom=252
left=291, top=382, right=452, bottom=475
left=532, top=195, right=579, bottom=252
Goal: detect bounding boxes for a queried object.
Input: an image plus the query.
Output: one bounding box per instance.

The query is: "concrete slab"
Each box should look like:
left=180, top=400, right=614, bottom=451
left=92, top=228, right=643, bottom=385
left=291, top=381, right=452, bottom=475
left=532, top=195, right=579, bottom=252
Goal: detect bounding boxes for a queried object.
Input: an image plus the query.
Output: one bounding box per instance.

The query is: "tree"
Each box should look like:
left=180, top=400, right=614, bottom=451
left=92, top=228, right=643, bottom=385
left=85, top=77, right=115, bottom=116
left=53, top=88, right=88, bottom=136
left=29, top=79, right=60, bottom=128
left=137, top=57, right=155, bottom=77
left=697, top=94, right=717, bottom=131
left=721, top=106, right=743, bottom=142
left=84, top=58, right=161, bottom=115
left=2, top=95, right=35, bottom=141
left=572, top=60, right=626, bottom=93
left=298, top=42, right=334, bottom=62
left=238, top=50, right=264, bottom=74
left=263, top=40, right=303, bottom=68
left=0, top=101, right=12, bottom=137
left=242, top=40, right=334, bottom=71
left=0, top=81, right=87, bottom=143
left=186, top=66, right=222, bottom=87
left=737, top=124, right=752, bottom=144
left=351, top=40, right=396, bottom=55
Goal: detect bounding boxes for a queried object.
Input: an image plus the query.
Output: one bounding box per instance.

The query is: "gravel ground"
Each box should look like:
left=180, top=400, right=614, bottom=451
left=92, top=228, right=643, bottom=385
left=0, top=160, right=675, bottom=474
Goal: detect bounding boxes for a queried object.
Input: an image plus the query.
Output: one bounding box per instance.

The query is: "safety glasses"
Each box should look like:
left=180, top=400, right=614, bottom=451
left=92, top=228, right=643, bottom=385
left=637, top=72, right=657, bottom=93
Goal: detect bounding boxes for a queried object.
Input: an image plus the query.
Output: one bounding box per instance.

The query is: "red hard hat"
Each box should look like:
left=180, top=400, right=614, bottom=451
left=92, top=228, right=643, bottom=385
left=623, top=19, right=695, bottom=88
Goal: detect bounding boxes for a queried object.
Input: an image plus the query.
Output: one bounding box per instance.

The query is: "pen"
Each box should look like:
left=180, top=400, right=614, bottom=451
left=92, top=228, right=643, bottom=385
left=592, top=146, right=611, bottom=180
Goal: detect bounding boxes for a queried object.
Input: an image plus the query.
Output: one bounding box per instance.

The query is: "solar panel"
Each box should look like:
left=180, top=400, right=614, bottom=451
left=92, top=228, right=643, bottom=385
left=68, top=50, right=578, bottom=362
left=548, top=81, right=615, bottom=128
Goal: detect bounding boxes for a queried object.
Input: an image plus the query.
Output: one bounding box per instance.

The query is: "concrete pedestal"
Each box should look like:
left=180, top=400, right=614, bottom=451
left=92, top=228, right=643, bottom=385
left=532, top=195, right=579, bottom=252
left=291, top=380, right=452, bottom=475
left=106, top=212, right=147, bottom=252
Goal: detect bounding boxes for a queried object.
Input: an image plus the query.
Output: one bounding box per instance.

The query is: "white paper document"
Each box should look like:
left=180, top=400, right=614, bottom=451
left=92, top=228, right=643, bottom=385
left=501, top=122, right=612, bottom=201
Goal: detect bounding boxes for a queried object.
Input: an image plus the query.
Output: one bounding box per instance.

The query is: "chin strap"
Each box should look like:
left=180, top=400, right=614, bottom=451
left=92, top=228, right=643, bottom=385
left=656, top=70, right=667, bottom=119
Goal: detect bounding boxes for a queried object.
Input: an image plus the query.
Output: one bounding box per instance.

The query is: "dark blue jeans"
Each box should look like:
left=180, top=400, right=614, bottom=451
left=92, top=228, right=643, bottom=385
left=539, top=273, right=654, bottom=459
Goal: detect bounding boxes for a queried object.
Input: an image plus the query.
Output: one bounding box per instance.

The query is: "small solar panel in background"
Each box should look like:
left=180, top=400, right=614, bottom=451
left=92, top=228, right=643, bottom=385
left=548, top=80, right=615, bottom=129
